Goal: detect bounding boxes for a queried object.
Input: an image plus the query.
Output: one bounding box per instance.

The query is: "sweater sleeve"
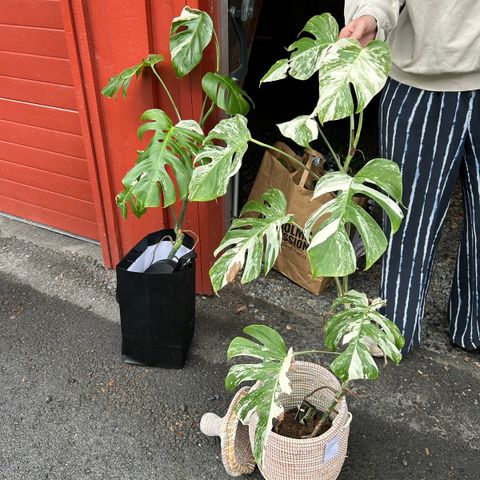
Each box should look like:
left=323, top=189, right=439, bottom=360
left=344, top=1, right=404, bottom=40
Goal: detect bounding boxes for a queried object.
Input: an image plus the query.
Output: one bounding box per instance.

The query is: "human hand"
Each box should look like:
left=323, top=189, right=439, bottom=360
left=338, top=15, right=378, bottom=47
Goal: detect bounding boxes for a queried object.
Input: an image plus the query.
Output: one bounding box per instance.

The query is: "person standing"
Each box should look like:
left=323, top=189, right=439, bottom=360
left=340, top=1, right=480, bottom=353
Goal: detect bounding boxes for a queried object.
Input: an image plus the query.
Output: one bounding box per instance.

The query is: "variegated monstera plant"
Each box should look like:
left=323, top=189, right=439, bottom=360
left=102, top=7, right=406, bottom=469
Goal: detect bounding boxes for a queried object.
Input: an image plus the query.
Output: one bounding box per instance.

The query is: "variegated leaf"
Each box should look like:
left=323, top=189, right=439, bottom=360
left=209, top=189, right=294, bottom=292
left=101, top=54, right=164, bottom=99
left=316, top=39, right=391, bottom=123
left=170, top=6, right=213, bottom=78
left=226, top=325, right=294, bottom=466
left=260, top=59, right=289, bottom=84
left=288, top=13, right=338, bottom=80
left=202, top=72, right=254, bottom=115
left=325, top=290, right=405, bottom=382
left=305, top=159, right=403, bottom=277
left=277, top=115, right=318, bottom=148
left=117, top=110, right=204, bottom=216
left=189, top=115, right=251, bottom=201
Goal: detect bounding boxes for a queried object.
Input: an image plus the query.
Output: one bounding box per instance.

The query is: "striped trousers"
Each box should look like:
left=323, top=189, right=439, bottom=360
left=379, top=78, right=480, bottom=353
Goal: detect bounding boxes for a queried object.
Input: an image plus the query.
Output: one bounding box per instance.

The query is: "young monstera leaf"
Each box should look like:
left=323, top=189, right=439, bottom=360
left=325, top=290, right=405, bottom=382
left=189, top=115, right=251, bottom=201
left=202, top=72, right=254, bottom=115
left=315, top=38, right=391, bottom=123
left=101, top=54, right=164, bottom=99
left=170, top=6, right=213, bottom=78
left=209, top=189, right=294, bottom=292
left=277, top=114, right=319, bottom=148
left=117, top=109, right=204, bottom=217
left=226, top=324, right=294, bottom=466
left=305, top=158, right=403, bottom=277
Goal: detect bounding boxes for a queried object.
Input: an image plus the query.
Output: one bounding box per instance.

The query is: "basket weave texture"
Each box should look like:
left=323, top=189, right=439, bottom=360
left=248, top=361, right=350, bottom=480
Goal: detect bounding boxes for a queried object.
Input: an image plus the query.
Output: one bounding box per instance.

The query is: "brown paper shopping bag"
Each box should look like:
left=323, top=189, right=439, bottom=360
left=247, top=142, right=333, bottom=295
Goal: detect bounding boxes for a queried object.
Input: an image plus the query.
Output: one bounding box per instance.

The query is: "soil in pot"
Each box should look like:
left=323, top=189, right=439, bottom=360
left=273, top=408, right=332, bottom=439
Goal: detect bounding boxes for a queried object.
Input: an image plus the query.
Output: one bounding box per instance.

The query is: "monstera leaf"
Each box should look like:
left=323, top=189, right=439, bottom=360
left=189, top=115, right=251, bottom=201
left=101, top=54, right=164, bottom=99
left=170, top=6, right=213, bottom=78
left=305, top=158, right=403, bottom=277
left=325, top=290, right=405, bottom=382
left=209, top=189, right=293, bottom=292
left=277, top=114, right=319, bottom=148
left=316, top=38, right=391, bottom=123
left=260, top=59, right=289, bottom=84
left=226, top=325, right=294, bottom=466
left=116, top=110, right=204, bottom=217
left=287, top=13, right=338, bottom=80
left=202, top=72, right=254, bottom=115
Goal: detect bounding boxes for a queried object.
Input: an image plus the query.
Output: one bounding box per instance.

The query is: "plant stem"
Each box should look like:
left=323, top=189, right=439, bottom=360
left=177, top=199, right=188, bottom=231
left=317, top=124, right=342, bottom=171
left=308, top=382, right=350, bottom=438
left=199, top=94, right=209, bottom=124
left=200, top=100, right=215, bottom=128
left=167, top=231, right=185, bottom=261
left=343, top=111, right=364, bottom=173
left=170, top=206, right=178, bottom=230
left=250, top=138, right=321, bottom=181
left=151, top=66, right=182, bottom=122
left=294, top=350, right=340, bottom=357
left=334, top=277, right=344, bottom=297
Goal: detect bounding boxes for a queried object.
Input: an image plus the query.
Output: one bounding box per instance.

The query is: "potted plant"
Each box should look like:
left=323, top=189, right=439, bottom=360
left=196, top=12, right=406, bottom=480
left=101, top=7, right=255, bottom=368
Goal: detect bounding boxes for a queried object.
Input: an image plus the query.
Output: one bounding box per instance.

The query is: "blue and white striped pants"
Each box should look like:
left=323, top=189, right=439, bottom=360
left=379, top=78, right=480, bottom=353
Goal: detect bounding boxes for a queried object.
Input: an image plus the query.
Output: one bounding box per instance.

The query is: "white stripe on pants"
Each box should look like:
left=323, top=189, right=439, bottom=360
left=379, top=78, right=480, bottom=353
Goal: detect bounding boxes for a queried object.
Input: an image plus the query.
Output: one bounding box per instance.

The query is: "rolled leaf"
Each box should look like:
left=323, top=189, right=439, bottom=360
left=316, top=39, right=391, bottom=123
left=260, top=59, right=289, bottom=84
left=209, top=189, right=294, bottom=292
left=101, top=54, right=164, bottom=99
left=305, top=159, right=403, bottom=277
left=117, top=110, right=204, bottom=216
left=325, top=290, right=405, bottom=382
left=226, top=325, right=294, bottom=466
left=202, top=72, right=254, bottom=115
left=189, top=115, right=251, bottom=201
left=170, top=6, right=213, bottom=78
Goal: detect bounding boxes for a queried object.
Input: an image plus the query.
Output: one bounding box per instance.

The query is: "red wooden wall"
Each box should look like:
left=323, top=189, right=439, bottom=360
left=59, top=0, right=225, bottom=294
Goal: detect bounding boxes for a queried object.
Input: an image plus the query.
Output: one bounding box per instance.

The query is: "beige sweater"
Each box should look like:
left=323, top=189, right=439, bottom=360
left=345, top=1, right=480, bottom=91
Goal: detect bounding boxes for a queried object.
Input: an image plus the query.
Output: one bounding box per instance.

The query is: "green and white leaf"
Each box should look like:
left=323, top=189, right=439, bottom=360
left=209, top=189, right=294, bottom=292
left=277, top=115, right=318, bottom=148
left=189, top=115, right=251, bottom=201
left=305, top=159, right=403, bottom=277
left=170, top=6, right=213, bottom=78
left=260, top=59, right=289, bottom=84
left=202, top=72, right=254, bottom=115
left=225, top=325, right=294, bottom=466
left=325, top=290, right=405, bottom=382
left=117, top=109, right=204, bottom=216
left=315, top=38, right=391, bottom=123
left=288, top=13, right=339, bottom=80
left=101, top=54, right=164, bottom=99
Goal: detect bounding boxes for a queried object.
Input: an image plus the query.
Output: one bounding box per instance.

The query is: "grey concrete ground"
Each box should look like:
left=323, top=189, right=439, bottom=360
left=0, top=185, right=479, bottom=480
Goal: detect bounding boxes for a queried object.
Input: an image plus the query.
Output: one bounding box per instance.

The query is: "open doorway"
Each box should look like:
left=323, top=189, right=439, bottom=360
left=236, top=0, right=381, bottom=208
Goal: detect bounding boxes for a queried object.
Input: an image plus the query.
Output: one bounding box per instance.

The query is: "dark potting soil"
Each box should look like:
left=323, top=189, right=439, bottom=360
left=273, top=408, right=332, bottom=439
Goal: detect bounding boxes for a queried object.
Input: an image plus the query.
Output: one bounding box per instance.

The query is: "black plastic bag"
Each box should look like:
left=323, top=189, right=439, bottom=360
left=116, top=229, right=196, bottom=369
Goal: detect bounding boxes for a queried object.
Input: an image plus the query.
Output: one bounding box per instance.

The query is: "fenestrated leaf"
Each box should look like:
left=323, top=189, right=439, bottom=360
left=189, top=115, right=251, bottom=201
left=325, top=290, right=405, bottom=382
left=209, top=189, right=294, bottom=292
left=117, top=109, right=204, bottom=216
left=202, top=72, right=254, bottom=115
left=101, top=54, right=164, bottom=99
left=288, top=13, right=339, bottom=80
left=170, top=6, right=213, bottom=78
left=315, top=38, right=391, bottom=123
left=305, top=162, right=403, bottom=277
left=260, top=59, right=289, bottom=84
left=225, top=325, right=294, bottom=466
left=277, top=115, right=318, bottom=148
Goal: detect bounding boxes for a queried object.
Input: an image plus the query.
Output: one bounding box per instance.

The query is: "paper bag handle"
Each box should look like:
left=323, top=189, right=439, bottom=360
left=298, top=149, right=325, bottom=189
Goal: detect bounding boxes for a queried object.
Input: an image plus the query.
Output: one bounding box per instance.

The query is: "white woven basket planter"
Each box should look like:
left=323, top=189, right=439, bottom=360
left=248, top=361, right=351, bottom=480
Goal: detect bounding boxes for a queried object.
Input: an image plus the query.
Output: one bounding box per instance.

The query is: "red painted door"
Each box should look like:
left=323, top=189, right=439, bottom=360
left=0, top=0, right=99, bottom=240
